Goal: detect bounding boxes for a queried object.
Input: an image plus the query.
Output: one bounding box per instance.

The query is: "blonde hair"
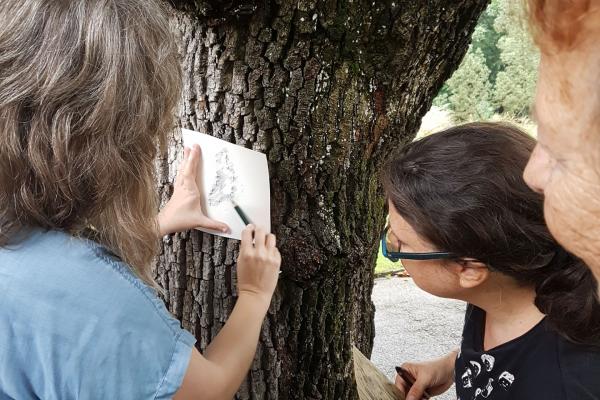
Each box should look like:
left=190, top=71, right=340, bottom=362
left=526, top=0, right=600, bottom=51
left=0, top=0, right=182, bottom=285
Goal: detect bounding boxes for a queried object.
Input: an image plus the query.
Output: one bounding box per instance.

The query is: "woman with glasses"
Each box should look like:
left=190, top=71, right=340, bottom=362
left=383, top=123, right=600, bottom=400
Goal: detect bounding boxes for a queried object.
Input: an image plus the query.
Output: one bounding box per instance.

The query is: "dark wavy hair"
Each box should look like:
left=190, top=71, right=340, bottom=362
left=382, top=122, right=600, bottom=346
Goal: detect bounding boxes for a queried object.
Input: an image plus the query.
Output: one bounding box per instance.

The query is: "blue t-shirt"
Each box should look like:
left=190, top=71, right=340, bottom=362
left=0, top=229, right=196, bottom=399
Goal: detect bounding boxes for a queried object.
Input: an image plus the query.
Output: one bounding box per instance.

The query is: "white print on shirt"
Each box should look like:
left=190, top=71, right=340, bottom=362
left=464, top=366, right=516, bottom=399
left=498, top=371, right=515, bottom=390
left=470, top=361, right=482, bottom=377
left=462, top=367, right=473, bottom=388
left=473, top=378, right=494, bottom=399
left=475, top=378, right=494, bottom=399
left=481, top=354, right=495, bottom=372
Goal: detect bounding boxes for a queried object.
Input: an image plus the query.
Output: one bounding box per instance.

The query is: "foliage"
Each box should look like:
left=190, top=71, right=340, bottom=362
left=492, top=1, right=539, bottom=116
left=436, top=0, right=539, bottom=120
left=470, top=1, right=502, bottom=83
left=446, top=47, right=494, bottom=122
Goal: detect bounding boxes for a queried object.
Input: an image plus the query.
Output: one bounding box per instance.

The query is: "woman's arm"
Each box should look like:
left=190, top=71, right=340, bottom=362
left=158, top=144, right=281, bottom=399
left=175, top=226, right=280, bottom=400
left=175, top=293, right=274, bottom=399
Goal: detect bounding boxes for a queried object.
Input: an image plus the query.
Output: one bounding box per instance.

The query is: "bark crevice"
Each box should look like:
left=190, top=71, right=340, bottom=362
left=156, top=1, right=488, bottom=398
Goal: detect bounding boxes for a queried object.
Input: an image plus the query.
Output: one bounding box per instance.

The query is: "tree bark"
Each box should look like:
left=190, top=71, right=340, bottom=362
left=155, top=1, right=488, bottom=399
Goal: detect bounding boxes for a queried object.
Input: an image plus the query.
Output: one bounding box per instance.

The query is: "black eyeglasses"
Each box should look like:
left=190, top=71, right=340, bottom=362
left=381, top=225, right=455, bottom=262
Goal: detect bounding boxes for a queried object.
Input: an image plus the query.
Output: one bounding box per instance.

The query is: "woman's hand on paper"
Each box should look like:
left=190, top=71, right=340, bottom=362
left=158, top=145, right=230, bottom=236
left=236, top=225, right=281, bottom=307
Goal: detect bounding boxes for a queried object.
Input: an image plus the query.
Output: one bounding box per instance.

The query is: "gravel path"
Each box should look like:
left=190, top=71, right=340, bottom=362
left=370, top=277, right=466, bottom=399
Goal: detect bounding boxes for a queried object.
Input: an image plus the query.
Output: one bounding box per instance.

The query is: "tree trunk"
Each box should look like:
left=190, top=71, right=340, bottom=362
left=155, top=1, right=488, bottom=399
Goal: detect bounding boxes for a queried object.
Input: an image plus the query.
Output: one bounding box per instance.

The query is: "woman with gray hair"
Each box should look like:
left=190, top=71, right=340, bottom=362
left=0, top=1, right=281, bottom=399
left=523, top=1, right=600, bottom=290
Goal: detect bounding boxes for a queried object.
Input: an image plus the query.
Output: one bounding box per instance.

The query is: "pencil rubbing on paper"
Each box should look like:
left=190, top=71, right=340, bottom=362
left=182, top=128, right=269, bottom=240
left=208, top=148, right=242, bottom=206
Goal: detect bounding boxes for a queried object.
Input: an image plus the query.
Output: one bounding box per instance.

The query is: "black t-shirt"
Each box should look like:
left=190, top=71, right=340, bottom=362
left=455, top=305, right=600, bottom=400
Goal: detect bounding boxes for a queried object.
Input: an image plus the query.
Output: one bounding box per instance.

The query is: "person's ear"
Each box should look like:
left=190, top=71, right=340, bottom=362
left=456, top=259, right=489, bottom=289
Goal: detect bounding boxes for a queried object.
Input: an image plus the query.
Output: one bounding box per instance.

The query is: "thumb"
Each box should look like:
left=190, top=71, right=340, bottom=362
left=406, top=383, right=427, bottom=400
left=394, top=374, right=409, bottom=394
left=197, top=215, right=230, bottom=233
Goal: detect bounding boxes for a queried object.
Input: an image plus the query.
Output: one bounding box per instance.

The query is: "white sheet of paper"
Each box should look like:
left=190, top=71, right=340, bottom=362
left=182, top=129, right=271, bottom=240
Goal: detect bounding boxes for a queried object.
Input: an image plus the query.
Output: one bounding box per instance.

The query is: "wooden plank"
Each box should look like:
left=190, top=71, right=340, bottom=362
left=352, top=345, right=405, bottom=400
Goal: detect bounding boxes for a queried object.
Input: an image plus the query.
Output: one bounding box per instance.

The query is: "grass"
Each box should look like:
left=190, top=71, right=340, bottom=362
left=375, top=243, right=404, bottom=275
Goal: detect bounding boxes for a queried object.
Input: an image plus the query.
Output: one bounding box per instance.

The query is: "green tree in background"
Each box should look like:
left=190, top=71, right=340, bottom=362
left=492, top=1, right=539, bottom=116
left=446, top=47, right=493, bottom=122
left=438, top=0, right=539, bottom=121
left=470, top=0, right=502, bottom=83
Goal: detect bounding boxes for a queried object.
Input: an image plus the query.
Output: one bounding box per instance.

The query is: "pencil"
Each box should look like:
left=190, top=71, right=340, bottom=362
left=232, top=200, right=253, bottom=226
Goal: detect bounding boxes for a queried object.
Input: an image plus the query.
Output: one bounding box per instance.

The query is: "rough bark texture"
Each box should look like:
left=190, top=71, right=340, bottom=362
left=155, top=1, right=488, bottom=399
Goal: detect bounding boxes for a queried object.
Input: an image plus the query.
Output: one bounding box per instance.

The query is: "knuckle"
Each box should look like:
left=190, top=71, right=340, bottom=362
left=240, top=249, right=252, bottom=260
